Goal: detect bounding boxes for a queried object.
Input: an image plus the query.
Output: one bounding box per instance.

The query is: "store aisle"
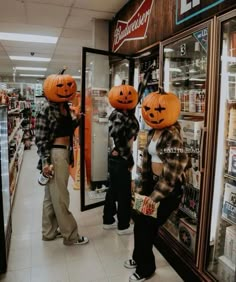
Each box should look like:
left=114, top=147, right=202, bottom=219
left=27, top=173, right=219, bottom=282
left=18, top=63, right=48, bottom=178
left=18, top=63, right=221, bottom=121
left=0, top=146, right=183, bottom=282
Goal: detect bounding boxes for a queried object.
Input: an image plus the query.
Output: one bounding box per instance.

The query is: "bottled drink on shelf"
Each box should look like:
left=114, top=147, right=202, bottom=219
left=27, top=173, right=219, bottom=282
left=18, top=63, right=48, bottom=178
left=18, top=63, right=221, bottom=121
left=196, top=93, right=202, bottom=113
left=228, top=107, right=236, bottom=139
left=189, top=90, right=196, bottom=112
left=201, top=90, right=205, bottom=113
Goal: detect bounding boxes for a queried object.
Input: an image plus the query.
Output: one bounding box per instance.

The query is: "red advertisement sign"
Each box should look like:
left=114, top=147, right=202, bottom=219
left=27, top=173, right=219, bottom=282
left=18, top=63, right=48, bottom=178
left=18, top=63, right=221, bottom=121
left=112, top=0, right=154, bottom=52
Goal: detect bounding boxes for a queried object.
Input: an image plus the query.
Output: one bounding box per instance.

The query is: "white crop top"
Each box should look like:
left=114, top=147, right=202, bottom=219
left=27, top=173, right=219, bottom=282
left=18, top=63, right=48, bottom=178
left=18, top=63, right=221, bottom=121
left=148, top=138, right=163, bottom=163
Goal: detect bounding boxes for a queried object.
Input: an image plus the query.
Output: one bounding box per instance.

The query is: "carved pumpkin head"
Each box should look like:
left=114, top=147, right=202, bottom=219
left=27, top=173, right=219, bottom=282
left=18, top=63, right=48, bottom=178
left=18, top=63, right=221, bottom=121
left=108, top=80, right=138, bottom=110
left=141, top=88, right=180, bottom=129
left=43, top=68, right=77, bottom=102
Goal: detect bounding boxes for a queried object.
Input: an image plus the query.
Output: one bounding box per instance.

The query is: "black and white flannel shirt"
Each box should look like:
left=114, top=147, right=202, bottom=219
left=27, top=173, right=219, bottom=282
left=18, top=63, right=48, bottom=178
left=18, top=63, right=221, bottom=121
left=109, top=109, right=139, bottom=167
left=35, top=101, right=79, bottom=170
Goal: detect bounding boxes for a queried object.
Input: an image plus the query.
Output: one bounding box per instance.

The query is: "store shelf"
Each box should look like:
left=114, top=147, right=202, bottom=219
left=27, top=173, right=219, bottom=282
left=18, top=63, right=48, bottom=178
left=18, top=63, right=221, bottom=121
left=221, top=216, right=236, bottom=226
left=9, top=132, right=24, bottom=173
left=226, top=138, right=236, bottom=143
left=180, top=111, right=204, bottom=117
left=179, top=206, right=197, bottom=220
left=227, top=99, right=236, bottom=104
left=8, top=118, right=24, bottom=142
left=10, top=144, right=24, bottom=206
left=224, top=173, right=236, bottom=182
left=8, top=108, right=20, bottom=114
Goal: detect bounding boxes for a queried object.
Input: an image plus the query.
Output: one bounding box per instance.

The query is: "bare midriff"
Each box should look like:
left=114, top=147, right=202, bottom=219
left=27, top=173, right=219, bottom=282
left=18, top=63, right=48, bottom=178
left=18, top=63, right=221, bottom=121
left=152, top=162, right=163, bottom=176
left=53, top=136, right=70, bottom=146
left=151, top=129, right=163, bottom=176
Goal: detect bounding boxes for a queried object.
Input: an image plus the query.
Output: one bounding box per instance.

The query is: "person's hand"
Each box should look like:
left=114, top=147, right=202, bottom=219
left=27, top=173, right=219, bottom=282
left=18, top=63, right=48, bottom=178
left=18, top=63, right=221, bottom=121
left=69, top=105, right=80, bottom=119
left=144, top=196, right=156, bottom=206
left=111, top=150, right=119, bottom=156
left=42, top=164, right=54, bottom=178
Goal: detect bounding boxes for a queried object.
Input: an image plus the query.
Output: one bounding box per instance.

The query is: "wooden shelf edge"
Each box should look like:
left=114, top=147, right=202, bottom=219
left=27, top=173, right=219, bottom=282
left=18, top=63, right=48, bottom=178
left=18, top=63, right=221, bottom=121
left=8, top=118, right=24, bottom=142
left=9, top=133, right=24, bottom=172
left=10, top=149, right=24, bottom=206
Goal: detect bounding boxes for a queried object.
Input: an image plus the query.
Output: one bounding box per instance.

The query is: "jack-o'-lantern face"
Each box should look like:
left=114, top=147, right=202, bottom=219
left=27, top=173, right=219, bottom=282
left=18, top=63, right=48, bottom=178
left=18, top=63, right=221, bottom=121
left=108, top=81, right=138, bottom=110
left=43, top=68, right=77, bottom=102
left=141, top=90, right=180, bottom=129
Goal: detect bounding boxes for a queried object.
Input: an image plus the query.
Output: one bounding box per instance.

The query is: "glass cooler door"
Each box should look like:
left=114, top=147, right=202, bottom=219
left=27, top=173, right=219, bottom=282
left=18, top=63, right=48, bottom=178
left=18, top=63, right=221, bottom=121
left=80, top=47, right=133, bottom=211
left=160, top=22, right=210, bottom=261
left=0, top=105, right=11, bottom=273
left=206, top=12, right=236, bottom=282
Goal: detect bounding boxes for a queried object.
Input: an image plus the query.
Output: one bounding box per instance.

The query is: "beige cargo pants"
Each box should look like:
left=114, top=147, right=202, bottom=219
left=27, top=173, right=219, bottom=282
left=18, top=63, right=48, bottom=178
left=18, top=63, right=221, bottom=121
left=42, top=148, right=79, bottom=244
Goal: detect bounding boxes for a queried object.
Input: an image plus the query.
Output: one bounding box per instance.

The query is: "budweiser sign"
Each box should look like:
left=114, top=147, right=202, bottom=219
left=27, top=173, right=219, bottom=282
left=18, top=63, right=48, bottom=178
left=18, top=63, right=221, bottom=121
left=112, top=0, right=154, bottom=52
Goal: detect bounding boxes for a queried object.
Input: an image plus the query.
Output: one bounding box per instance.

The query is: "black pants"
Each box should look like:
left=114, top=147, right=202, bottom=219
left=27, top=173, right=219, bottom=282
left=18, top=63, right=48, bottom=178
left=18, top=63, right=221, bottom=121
left=132, top=180, right=183, bottom=277
left=103, top=156, right=132, bottom=230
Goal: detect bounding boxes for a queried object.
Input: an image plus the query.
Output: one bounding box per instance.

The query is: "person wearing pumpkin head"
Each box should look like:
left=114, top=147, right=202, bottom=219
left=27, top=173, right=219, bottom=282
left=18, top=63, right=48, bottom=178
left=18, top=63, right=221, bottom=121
left=103, top=81, right=139, bottom=235
left=35, top=68, right=89, bottom=246
left=125, top=89, right=189, bottom=282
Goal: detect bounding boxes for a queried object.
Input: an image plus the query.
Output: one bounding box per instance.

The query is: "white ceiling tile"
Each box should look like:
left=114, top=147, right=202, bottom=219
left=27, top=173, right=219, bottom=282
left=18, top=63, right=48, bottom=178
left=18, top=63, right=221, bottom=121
left=57, top=37, right=86, bottom=46
left=0, top=0, right=26, bottom=24
left=65, top=15, right=93, bottom=30
left=28, top=0, right=74, bottom=6
left=61, top=28, right=92, bottom=40
left=1, top=41, right=57, bottom=58
left=70, top=7, right=114, bottom=20
left=3, top=46, right=55, bottom=56
left=26, top=2, right=70, bottom=28
left=73, top=0, right=127, bottom=13
left=0, top=22, right=61, bottom=36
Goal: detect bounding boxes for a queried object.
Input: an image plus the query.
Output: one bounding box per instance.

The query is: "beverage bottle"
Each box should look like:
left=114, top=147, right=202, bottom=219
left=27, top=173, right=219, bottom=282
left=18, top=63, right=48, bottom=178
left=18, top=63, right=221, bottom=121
left=228, top=107, right=236, bottom=139
left=38, top=164, right=54, bottom=186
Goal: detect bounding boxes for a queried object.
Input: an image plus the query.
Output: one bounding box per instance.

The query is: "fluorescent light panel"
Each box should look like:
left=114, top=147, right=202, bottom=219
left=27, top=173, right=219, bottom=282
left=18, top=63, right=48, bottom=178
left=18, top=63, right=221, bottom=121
left=20, top=74, right=45, bottom=77
left=15, top=67, right=47, bottom=71
left=72, top=76, right=81, bottom=79
left=10, top=56, right=51, bottom=62
left=0, top=32, right=58, bottom=43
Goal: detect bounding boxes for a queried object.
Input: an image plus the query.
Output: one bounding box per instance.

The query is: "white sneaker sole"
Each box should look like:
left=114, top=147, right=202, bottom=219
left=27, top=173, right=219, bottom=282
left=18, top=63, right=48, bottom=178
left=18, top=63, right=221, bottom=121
left=103, top=223, right=117, bottom=230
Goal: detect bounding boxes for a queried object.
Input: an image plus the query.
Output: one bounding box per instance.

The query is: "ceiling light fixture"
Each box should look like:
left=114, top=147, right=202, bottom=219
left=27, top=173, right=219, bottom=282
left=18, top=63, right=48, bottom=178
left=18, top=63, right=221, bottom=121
left=19, top=74, right=45, bottom=77
left=72, top=76, right=81, bottom=79
left=15, top=67, right=47, bottom=71
left=10, top=56, right=51, bottom=62
left=0, top=32, right=58, bottom=43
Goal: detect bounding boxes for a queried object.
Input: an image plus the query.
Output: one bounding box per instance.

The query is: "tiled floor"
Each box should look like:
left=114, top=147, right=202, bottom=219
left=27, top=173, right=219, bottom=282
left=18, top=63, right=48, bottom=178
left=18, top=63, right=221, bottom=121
left=0, top=146, right=183, bottom=282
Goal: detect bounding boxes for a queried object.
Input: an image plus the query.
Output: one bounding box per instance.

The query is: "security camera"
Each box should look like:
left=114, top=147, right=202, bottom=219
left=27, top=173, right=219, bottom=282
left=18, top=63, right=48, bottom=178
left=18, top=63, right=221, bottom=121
left=30, top=52, right=35, bottom=56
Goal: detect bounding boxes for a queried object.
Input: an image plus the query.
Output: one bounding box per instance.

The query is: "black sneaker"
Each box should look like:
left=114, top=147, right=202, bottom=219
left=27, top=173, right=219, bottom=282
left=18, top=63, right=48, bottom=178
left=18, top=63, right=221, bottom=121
left=124, top=259, right=137, bottom=269
left=64, top=236, right=89, bottom=246
left=73, top=236, right=89, bottom=245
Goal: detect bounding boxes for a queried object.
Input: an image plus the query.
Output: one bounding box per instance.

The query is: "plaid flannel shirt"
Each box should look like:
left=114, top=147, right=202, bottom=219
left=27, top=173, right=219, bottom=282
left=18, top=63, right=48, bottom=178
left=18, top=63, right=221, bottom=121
left=141, top=122, right=189, bottom=202
left=109, top=109, right=139, bottom=166
left=35, top=101, right=79, bottom=170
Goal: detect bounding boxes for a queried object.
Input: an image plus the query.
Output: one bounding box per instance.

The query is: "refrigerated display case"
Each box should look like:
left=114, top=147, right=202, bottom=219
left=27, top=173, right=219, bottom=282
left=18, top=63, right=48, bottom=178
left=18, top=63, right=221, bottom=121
left=161, top=22, right=209, bottom=252
left=205, top=12, right=236, bottom=282
left=152, top=20, right=214, bottom=281
left=0, top=106, right=11, bottom=273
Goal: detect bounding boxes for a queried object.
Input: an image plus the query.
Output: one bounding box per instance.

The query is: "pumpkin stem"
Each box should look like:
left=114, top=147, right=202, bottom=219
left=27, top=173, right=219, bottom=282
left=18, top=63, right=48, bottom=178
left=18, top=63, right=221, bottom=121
left=58, top=66, right=67, bottom=75
left=158, top=86, right=166, bottom=95
left=122, top=80, right=126, bottom=85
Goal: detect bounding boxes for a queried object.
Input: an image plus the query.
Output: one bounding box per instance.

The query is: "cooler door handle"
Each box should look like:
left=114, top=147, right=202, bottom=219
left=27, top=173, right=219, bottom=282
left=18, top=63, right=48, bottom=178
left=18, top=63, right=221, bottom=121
left=200, top=127, right=207, bottom=172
